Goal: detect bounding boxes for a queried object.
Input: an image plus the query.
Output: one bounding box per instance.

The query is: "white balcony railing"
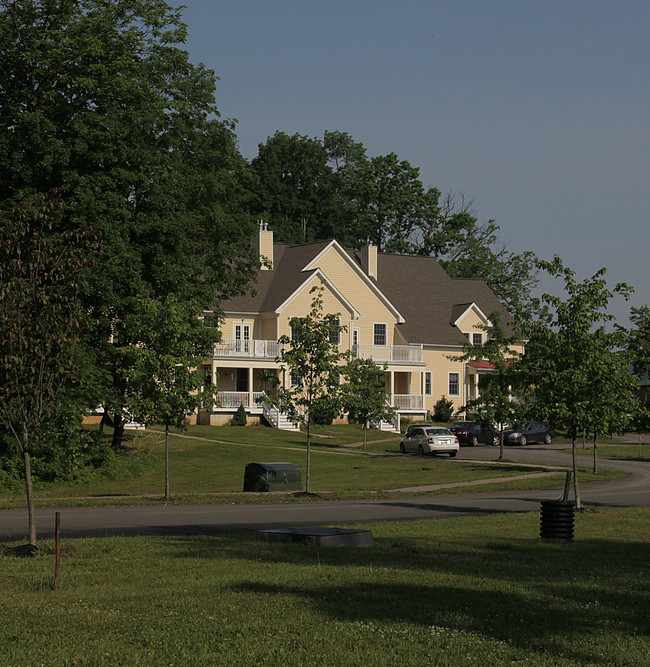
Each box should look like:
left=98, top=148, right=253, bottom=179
left=216, top=391, right=265, bottom=409
left=392, top=394, right=424, bottom=410
left=354, top=343, right=423, bottom=363
left=214, top=339, right=282, bottom=359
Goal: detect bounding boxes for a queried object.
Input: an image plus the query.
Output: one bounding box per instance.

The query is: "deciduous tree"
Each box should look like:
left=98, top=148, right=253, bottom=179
left=521, top=257, right=634, bottom=508
left=0, top=0, right=257, bottom=452
left=341, top=358, right=395, bottom=449
left=267, top=287, right=347, bottom=492
left=0, top=194, right=96, bottom=545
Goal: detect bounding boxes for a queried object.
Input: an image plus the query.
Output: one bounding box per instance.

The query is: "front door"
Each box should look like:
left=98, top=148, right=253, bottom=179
left=236, top=368, right=248, bottom=392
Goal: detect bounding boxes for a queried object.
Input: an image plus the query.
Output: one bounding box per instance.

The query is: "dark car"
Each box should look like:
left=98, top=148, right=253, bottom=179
left=449, top=421, right=484, bottom=446
left=502, top=421, right=553, bottom=446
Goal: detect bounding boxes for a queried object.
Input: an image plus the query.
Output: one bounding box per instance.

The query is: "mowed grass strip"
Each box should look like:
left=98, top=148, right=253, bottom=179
left=3, top=424, right=623, bottom=507
left=2, top=507, right=649, bottom=666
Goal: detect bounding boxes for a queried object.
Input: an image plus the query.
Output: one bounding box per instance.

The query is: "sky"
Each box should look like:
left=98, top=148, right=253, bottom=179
left=179, top=0, right=649, bottom=326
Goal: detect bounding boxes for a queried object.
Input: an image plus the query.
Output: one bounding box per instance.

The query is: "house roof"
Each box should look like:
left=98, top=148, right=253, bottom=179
left=220, top=239, right=514, bottom=347
left=356, top=251, right=514, bottom=346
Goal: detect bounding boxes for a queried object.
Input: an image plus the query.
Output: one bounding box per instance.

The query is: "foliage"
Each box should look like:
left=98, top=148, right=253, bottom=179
left=627, top=305, right=650, bottom=378
left=0, top=0, right=257, bottom=452
left=266, top=286, right=348, bottom=491
left=432, top=396, right=455, bottom=422
left=450, top=313, right=527, bottom=460
left=0, top=192, right=97, bottom=544
left=341, top=357, right=395, bottom=448
left=249, top=133, right=539, bottom=317
left=233, top=404, right=248, bottom=427
left=520, top=257, right=637, bottom=506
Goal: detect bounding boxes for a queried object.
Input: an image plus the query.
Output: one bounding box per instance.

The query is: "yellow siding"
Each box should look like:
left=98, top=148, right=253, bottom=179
left=422, top=347, right=466, bottom=413
left=302, top=246, right=399, bottom=348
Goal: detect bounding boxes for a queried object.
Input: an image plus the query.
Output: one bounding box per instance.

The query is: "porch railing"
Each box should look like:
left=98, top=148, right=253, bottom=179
left=214, top=339, right=282, bottom=359
left=354, top=343, right=423, bottom=363
left=392, top=394, right=424, bottom=410
left=216, top=391, right=265, bottom=409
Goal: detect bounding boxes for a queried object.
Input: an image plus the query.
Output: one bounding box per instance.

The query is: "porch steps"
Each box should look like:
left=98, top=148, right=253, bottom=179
left=261, top=401, right=300, bottom=432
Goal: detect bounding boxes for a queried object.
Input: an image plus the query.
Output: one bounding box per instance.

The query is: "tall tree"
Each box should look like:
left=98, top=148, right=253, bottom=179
left=521, top=257, right=633, bottom=508
left=0, top=0, right=257, bottom=451
left=268, top=287, right=347, bottom=492
left=341, top=358, right=395, bottom=449
left=0, top=194, right=96, bottom=545
left=625, top=305, right=650, bottom=436
left=250, top=131, right=336, bottom=243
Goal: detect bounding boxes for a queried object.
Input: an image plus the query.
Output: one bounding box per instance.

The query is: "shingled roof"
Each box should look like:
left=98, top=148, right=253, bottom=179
left=220, top=238, right=513, bottom=347
left=357, top=251, right=513, bottom=346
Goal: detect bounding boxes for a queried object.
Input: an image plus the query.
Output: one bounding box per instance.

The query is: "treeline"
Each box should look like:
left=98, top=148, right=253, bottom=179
left=246, top=130, right=538, bottom=319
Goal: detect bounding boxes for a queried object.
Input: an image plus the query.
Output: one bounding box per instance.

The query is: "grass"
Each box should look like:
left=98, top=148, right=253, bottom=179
left=2, top=507, right=649, bottom=665
left=0, top=424, right=624, bottom=508
left=565, top=443, right=650, bottom=462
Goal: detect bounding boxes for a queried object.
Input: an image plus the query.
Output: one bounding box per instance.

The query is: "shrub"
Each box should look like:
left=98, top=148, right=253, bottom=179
left=433, top=396, right=454, bottom=422
left=233, top=403, right=247, bottom=426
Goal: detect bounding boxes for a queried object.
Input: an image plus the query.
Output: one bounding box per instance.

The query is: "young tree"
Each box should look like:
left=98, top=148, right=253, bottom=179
left=0, top=0, right=257, bottom=451
left=269, top=287, right=347, bottom=492
left=521, top=257, right=633, bottom=508
left=341, top=358, right=395, bottom=449
left=450, top=314, right=526, bottom=462
left=0, top=194, right=96, bottom=545
left=120, top=296, right=219, bottom=500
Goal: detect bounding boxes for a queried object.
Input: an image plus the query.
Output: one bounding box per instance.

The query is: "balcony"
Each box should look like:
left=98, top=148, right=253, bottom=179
left=354, top=343, right=423, bottom=364
left=214, top=339, right=281, bottom=359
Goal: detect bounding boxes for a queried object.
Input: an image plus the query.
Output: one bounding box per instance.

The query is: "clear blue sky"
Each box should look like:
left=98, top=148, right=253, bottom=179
left=179, top=0, right=649, bottom=325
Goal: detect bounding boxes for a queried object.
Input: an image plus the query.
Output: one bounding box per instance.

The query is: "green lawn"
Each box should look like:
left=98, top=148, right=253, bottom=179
left=2, top=507, right=649, bottom=665
left=0, top=424, right=625, bottom=508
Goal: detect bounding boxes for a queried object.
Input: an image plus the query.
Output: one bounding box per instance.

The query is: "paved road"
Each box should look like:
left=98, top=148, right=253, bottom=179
left=1, top=444, right=648, bottom=541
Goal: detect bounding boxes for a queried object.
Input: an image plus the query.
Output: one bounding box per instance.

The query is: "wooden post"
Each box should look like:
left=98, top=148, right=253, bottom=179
left=54, top=512, right=61, bottom=588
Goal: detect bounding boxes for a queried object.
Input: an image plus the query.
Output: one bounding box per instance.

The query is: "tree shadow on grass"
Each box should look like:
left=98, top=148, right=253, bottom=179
left=228, top=578, right=647, bottom=665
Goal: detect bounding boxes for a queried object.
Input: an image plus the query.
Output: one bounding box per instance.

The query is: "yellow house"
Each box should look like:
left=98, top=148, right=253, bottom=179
left=200, top=223, right=522, bottom=427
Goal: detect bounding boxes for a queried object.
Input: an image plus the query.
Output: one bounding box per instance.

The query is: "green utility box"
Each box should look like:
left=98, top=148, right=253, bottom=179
left=243, top=462, right=302, bottom=492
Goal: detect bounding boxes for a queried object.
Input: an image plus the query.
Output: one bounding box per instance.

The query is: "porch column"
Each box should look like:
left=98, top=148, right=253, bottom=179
left=212, top=362, right=217, bottom=387
left=389, top=370, right=395, bottom=406
left=248, top=366, right=254, bottom=408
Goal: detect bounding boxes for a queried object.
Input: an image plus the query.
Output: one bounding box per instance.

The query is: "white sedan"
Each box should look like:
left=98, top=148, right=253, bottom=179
left=400, top=426, right=459, bottom=457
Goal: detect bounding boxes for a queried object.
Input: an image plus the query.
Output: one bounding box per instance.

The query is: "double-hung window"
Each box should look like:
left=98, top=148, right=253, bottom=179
left=448, top=372, right=460, bottom=396
left=424, top=372, right=432, bottom=395
left=472, top=333, right=483, bottom=347
left=373, top=323, right=387, bottom=346
left=329, top=318, right=341, bottom=344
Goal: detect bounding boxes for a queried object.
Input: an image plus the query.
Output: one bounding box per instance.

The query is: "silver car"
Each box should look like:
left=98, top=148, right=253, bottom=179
left=400, top=426, right=459, bottom=457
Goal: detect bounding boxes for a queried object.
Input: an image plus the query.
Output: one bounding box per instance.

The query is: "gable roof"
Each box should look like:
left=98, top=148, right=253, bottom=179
left=220, top=238, right=514, bottom=347
left=350, top=250, right=514, bottom=347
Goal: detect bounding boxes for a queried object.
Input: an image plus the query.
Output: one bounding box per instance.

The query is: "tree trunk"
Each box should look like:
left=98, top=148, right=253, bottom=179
left=497, top=430, right=505, bottom=461
left=164, top=422, right=170, bottom=500
left=593, top=434, right=598, bottom=475
left=363, top=422, right=367, bottom=450
left=306, top=415, right=311, bottom=493
left=572, top=437, right=582, bottom=510
left=22, top=441, right=37, bottom=546
left=111, top=412, right=124, bottom=451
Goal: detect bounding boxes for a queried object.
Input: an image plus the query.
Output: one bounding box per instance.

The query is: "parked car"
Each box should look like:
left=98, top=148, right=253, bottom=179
left=403, top=423, right=434, bottom=437
left=501, top=421, right=553, bottom=445
left=400, top=426, right=459, bottom=457
left=449, top=421, right=484, bottom=446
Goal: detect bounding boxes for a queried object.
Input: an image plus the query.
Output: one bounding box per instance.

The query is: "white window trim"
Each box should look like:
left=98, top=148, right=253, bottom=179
left=424, top=371, right=432, bottom=396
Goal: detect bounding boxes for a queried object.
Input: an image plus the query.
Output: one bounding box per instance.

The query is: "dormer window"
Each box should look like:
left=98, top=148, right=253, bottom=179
left=472, top=333, right=483, bottom=347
